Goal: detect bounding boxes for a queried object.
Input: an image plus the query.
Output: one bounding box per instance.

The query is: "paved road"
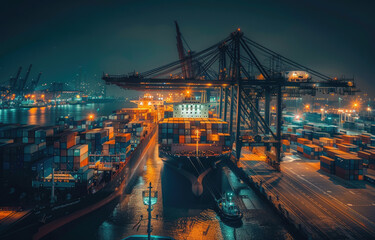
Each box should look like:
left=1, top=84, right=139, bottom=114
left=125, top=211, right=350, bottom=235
left=240, top=148, right=375, bottom=240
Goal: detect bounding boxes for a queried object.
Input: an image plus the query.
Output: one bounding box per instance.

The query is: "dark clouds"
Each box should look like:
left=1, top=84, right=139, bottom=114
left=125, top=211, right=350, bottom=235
left=0, top=0, right=374, bottom=95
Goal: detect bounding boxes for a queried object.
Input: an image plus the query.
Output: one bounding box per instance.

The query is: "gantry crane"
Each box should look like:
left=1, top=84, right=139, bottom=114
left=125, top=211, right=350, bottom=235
left=102, top=27, right=357, bottom=171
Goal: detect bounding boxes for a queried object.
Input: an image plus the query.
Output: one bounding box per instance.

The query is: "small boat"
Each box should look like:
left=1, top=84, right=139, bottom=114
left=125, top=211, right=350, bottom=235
left=216, top=192, right=243, bottom=222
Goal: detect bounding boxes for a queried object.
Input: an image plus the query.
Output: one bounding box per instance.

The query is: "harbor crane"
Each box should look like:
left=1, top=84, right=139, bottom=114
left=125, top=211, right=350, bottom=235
left=102, top=26, right=357, bottom=171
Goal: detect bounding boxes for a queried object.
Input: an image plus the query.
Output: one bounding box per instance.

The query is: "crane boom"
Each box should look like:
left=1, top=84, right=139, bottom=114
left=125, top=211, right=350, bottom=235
left=20, top=64, right=32, bottom=93
left=29, top=72, right=42, bottom=93
left=175, top=21, right=191, bottom=79
left=10, top=66, right=22, bottom=89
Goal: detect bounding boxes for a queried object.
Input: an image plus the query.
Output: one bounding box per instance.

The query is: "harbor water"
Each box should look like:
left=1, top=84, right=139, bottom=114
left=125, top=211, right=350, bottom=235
left=0, top=101, right=135, bottom=126
left=44, top=136, right=295, bottom=240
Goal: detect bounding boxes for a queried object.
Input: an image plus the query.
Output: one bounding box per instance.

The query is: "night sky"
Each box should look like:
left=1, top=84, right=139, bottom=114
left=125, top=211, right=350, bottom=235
left=1, top=0, right=374, bottom=96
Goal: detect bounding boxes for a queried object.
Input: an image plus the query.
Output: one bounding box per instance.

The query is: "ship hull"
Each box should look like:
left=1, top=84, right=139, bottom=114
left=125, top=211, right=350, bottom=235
left=160, top=150, right=228, bottom=207
left=1, top=125, right=156, bottom=240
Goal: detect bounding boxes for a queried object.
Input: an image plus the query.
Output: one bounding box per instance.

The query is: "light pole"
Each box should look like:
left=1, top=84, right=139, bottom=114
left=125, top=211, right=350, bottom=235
left=338, top=109, right=343, bottom=129
left=196, top=130, right=199, bottom=157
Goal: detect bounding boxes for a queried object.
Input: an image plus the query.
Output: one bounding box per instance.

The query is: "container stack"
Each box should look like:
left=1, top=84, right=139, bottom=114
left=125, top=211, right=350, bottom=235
left=359, top=134, right=371, bottom=145
left=53, top=131, right=78, bottom=170
left=103, top=140, right=116, bottom=155
left=302, top=144, right=322, bottom=159
left=104, top=126, right=114, bottom=140
left=312, top=132, right=330, bottom=140
left=297, top=129, right=313, bottom=140
left=85, top=129, right=109, bottom=153
left=324, top=147, right=348, bottom=159
left=334, top=154, right=363, bottom=180
left=337, top=143, right=359, bottom=153
left=286, top=125, right=299, bottom=134
left=73, top=144, right=89, bottom=170
left=319, top=137, right=334, bottom=147
left=282, top=139, right=290, bottom=152
left=115, top=133, right=131, bottom=159
left=320, top=156, right=335, bottom=174
left=358, top=149, right=375, bottom=170
left=296, top=138, right=311, bottom=153
left=158, top=118, right=229, bottom=150
left=164, top=110, right=173, bottom=119
left=341, top=135, right=361, bottom=145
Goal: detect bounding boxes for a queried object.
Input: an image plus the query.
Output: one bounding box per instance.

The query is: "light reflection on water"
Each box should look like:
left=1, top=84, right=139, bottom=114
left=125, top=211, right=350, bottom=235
left=0, top=102, right=135, bottom=125
left=48, top=137, right=293, bottom=240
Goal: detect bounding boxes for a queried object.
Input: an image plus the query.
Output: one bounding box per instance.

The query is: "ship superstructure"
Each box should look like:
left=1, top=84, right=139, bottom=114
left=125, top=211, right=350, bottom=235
left=158, top=94, right=231, bottom=197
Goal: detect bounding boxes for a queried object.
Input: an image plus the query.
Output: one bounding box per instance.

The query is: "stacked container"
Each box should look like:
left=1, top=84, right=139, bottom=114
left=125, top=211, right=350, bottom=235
left=158, top=118, right=229, bottom=150
left=320, top=155, right=335, bottom=174
left=282, top=139, right=290, bottom=152
left=115, top=133, right=131, bottom=160
left=341, top=135, right=361, bottom=145
left=335, top=154, right=363, bottom=180
left=85, top=129, right=109, bottom=153
left=53, top=131, right=77, bottom=170
left=73, top=144, right=89, bottom=170
left=296, top=138, right=311, bottom=153
left=319, top=137, right=334, bottom=147
left=337, top=143, right=359, bottom=153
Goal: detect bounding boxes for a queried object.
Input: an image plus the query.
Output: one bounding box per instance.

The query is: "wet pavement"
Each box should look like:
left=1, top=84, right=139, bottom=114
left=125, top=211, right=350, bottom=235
left=47, top=138, right=294, bottom=240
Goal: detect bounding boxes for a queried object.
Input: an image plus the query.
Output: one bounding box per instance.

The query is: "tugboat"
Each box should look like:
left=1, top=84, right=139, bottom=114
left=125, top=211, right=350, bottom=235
left=216, top=192, right=243, bottom=222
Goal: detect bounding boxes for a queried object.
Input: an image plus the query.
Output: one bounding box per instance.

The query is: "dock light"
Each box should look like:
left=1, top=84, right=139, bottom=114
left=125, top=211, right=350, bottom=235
left=195, top=130, right=200, bottom=157
left=305, top=104, right=310, bottom=109
left=89, top=114, right=94, bottom=120
left=41, top=94, right=45, bottom=98
left=295, top=115, right=300, bottom=120
left=320, top=108, right=324, bottom=112
left=76, top=95, right=80, bottom=99
left=31, top=95, right=35, bottom=98
left=367, top=107, right=371, bottom=111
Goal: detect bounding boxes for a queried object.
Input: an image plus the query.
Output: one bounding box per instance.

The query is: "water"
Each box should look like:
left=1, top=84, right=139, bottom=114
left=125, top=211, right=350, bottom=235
left=0, top=101, right=136, bottom=126
left=45, top=137, right=295, bottom=240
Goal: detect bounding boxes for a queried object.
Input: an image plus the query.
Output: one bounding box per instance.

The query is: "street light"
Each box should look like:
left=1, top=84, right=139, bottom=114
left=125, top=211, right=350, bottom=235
left=305, top=104, right=310, bottom=112
left=196, top=130, right=200, bottom=157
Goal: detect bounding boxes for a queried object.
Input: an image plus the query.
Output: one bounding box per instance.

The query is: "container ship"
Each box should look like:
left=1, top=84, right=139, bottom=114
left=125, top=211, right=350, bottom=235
left=158, top=96, right=231, bottom=197
left=0, top=107, right=157, bottom=239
